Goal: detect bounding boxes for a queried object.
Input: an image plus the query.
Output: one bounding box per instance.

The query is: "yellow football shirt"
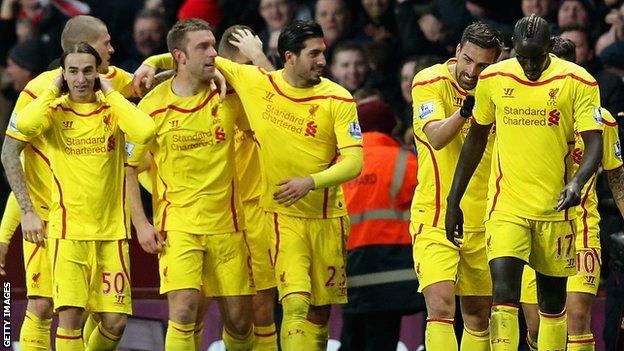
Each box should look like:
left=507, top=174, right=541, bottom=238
left=574, top=108, right=622, bottom=248
left=15, top=88, right=154, bottom=240
left=234, top=123, right=262, bottom=203
left=410, top=59, right=494, bottom=231
left=134, top=78, right=248, bottom=234
left=474, top=54, right=603, bottom=221
left=5, top=66, right=134, bottom=222
left=216, top=57, right=362, bottom=219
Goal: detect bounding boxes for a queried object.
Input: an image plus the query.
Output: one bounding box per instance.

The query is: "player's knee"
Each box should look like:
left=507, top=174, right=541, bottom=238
left=462, top=307, right=490, bottom=331
left=28, top=297, right=54, bottom=319
left=282, top=293, right=310, bottom=322
left=168, top=290, right=199, bottom=323
left=57, top=307, right=84, bottom=329
left=307, top=305, right=330, bottom=325
left=424, top=292, right=455, bottom=318
left=100, top=313, right=128, bottom=336
left=567, top=304, right=591, bottom=333
left=252, top=294, right=275, bottom=325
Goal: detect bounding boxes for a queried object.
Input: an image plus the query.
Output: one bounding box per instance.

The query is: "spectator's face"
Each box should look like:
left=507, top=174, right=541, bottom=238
left=560, top=30, right=591, bottom=65
left=260, top=0, right=295, bottom=31
left=522, top=0, right=553, bottom=17
left=455, top=42, right=499, bottom=90
left=5, top=58, right=33, bottom=91
left=288, top=37, right=326, bottom=86
left=400, top=61, right=417, bottom=102
left=134, top=17, right=164, bottom=57
left=331, top=49, right=368, bottom=92
left=558, top=0, right=589, bottom=28
left=315, top=0, right=349, bottom=45
left=362, top=0, right=389, bottom=22
left=87, top=25, right=114, bottom=73
left=63, top=53, right=98, bottom=101
left=178, top=30, right=218, bottom=81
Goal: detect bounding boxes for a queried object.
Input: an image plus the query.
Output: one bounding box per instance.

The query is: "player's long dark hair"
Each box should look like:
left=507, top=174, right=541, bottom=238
left=59, top=42, right=102, bottom=93
left=277, top=20, right=324, bottom=61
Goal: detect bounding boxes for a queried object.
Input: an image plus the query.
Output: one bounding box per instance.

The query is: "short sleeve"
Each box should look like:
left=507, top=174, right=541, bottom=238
left=411, top=80, right=447, bottom=132
left=215, top=57, right=262, bottom=93
left=601, top=110, right=623, bottom=171
left=333, top=99, right=363, bottom=149
left=472, top=77, right=495, bottom=125
left=573, top=79, right=603, bottom=133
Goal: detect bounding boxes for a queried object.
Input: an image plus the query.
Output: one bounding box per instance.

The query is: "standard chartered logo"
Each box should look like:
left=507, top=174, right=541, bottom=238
left=502, top=106, right=560, bottom=127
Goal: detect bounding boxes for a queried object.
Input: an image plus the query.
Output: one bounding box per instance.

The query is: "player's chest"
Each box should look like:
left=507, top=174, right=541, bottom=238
left=156, top=109, right=234, bottom=147
left=254, top=94, right=332, bottom=140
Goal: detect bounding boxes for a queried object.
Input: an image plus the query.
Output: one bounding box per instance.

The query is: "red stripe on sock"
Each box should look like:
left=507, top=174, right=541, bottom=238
left=426, top=318, right=454, bottom=325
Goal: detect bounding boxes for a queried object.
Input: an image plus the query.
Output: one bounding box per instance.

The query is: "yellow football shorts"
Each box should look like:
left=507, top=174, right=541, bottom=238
left=269, top=212, right=349, bottom=306
left=243, top=200, right=276, bottom=291
left=520, top=266, right=538, bottom=305
left=485, top=211, right=577, bottom=277
left=158, top=230, right=255, bottom=296
left=410, top=222, right=491, bottom=295
left=49, top=239, right=132, bottom=314
left=23, top=239, right=52, bottom=298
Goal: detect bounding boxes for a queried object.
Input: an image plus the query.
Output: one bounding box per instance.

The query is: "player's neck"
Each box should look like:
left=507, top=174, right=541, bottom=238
left=171, top=71, right=209, bottom=97
left=69, top=91, right=96, bottom=103
left=281, top=67, right=314, bottom=88
left=449, top=63, right=458, bottom=84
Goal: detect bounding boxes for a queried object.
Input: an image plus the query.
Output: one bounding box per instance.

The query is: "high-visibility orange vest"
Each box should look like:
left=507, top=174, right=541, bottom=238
left=343, top=132, right=418, bottom=250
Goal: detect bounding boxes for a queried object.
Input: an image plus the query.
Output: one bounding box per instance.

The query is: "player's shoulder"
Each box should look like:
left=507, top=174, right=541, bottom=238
left=141, top=77, right=172, bottom=103
left=411, top=61, right=448, bottom=85
left=600, top=107, right=618, bottom=126
left=316, top=78, right=354, bottom=101
left=23, top=68, right=63, bottom=96
left=478, top=58, right=518, bottom=79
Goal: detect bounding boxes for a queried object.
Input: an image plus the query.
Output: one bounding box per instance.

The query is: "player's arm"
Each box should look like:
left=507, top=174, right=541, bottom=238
left=0, top=193, right=21, bottom=276
left=422, top=96, right=475, bottom=150
left=100, top=77, right=156, bottom=145
left=15, top=86, right=58, bottom=138
left=599, top=116, right=624, bottom=217
left=228, top=28, right=275, bottom=71
left=445, top=76, right=495, bottom=246
left=125, top=165, right=163, bottom=254
left=606, top=166, right=624, bottom=217
left=558, top=131, right=602, bottom=210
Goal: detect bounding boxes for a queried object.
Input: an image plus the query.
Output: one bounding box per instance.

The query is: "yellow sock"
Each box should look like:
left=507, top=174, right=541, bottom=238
left=538, top=309, right=567, bottom=351
left=19, top=310, right=52, bottom=351
left=460, top=325, right=489, bottom=351
left=85, top=323, right=121, bottom=351
left=490, top=304, right=520, bottom=351
left=526, top=333, right=538, bottom=351
left=254, top=323, right=278, bottom=351
left=194, top=322, right=204, bottom=351
left=165, top=320, right=195, bottom=351
left=426, top=318, right=457, bottom=351
left=280, top=294, right=310, bottom=350
left=82, top=315, right=98, bottom=346
left=55, top=327, right=84, bottom=351
left=567, top=333, right=595, bottom=351
left=304, top=320, right=329, bottom=351
left=222, top=326, right=254, bottom=351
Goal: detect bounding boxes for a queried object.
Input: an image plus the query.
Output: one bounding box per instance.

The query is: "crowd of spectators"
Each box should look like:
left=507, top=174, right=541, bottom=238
left=3, top=0, right=624, bottom=347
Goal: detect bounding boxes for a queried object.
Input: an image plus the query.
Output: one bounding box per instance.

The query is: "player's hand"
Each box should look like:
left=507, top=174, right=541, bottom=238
left=556, top=180, right=582, bottom=211
left=229, top=29, right=264, bottom=60
left=52, top=71, right=64, bottom=92
left=99, top=75, right=114, bottom=94
left=132, top=64, right=158, bottom=97
left=445, top=204, right=464, bottom=247
left=460, top=95, right=475, bottom=118
left=0, top=242, right=8, bottom=276
left=136, top=222, right=164, bottom=254
left=273, top=176, right=315, bottom=206
left=21, top=210, right=46, bottom=246
left=211, top=68, right=227, bottom=102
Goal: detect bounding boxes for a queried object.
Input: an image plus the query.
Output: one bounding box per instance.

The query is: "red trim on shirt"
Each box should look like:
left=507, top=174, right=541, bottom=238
left=580, top=176, right=595, bottom=248
left=52, top=104, right=111, bottom=117
left=118, top=240, right=130, bottom=283
left=258, top=68, right=355, bottom=102
left=149, top=89, right=219, bottom=117
left=563, top=149, right=571, bottom=221
left=104, top=67, right=117, bottom=79
left=411, top=76, right=468, bottom=96
left=272, top=213, right=280, bottom=266
left=488, top=154, right=504, bottom=218
left=25, top=244, right=41, bottom=268
left=479, top=71, right=598, bottom=87
left=413, top=133, right=441, bottom=227
left=122, top=176, right=128, bottom=236
left=4, top=133, right=28, bottom=143
left=602, top=118, right=618, bottom=127
left=230, top=180, right=239, bottom=232
left=158, top=175, right=172, bottom=231
left=52, top=239, right=59, bottom=276
left=22, top=89, right=37, bottom=100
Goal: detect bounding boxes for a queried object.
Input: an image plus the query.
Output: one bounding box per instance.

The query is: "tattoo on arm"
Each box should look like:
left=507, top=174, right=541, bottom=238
left=607, top=166, right=624, bottom=215
left=0, top=137, right=34, bottom=213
